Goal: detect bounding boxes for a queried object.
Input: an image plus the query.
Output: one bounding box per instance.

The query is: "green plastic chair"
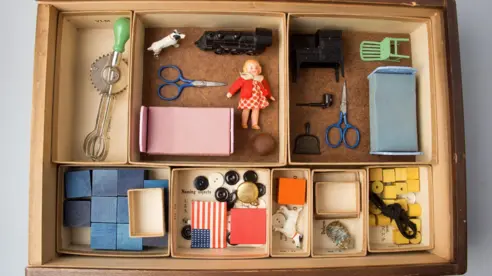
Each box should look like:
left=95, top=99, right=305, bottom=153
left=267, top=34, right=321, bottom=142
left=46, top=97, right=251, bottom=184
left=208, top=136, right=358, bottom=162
left=360, top=37, right=410, bottom=62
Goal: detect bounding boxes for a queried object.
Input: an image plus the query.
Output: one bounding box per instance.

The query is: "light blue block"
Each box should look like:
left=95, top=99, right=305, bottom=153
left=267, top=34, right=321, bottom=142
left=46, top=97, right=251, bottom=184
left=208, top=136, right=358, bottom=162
left=91, top=223, right=116, bottom=250
left=117, top=224, right=143, bottom=251
left=92, top=169, right=118, bottom=196
left=64, top=200, right=91, bottom=227
left=65, top=170, right=91, bottom=198
left=117, top=197, right=129, bottom=224
left=91, top=197, right=117, bottom=223
left=143, top=179, right=168, bottom=189
left=117, top=169, right=145, bottom=196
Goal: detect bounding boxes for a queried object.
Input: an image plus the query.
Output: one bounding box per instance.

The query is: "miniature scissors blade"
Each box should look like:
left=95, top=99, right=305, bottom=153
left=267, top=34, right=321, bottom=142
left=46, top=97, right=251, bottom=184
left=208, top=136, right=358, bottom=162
left=340, top=80, right=347, bottom=114
left=191, top=80, right=227, bottom=87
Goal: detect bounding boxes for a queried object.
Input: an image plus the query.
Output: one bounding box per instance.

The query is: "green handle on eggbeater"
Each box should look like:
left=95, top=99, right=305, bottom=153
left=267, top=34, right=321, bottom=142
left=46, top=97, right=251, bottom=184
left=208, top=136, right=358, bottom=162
left=113, top=17, right=130, bottom=53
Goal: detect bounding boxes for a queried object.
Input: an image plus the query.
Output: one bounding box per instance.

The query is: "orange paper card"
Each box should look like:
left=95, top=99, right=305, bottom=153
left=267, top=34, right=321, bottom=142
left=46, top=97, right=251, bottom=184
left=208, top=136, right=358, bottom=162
left=230, top=208, right=266, bottom=245
left=277, top=178, right=306, bottom=205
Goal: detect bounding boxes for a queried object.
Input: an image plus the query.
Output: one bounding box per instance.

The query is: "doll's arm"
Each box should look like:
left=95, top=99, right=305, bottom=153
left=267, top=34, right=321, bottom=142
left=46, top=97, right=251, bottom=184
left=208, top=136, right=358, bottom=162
left=228, top=77, right=244, bottom=96
left=262, top=79, right=275, bottom=100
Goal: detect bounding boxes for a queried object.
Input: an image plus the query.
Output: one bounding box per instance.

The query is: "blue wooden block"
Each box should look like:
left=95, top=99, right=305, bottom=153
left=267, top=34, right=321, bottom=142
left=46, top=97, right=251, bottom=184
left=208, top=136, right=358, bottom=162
left=91, top=223, right=117, bottom=250
left=117, top=197, right=129, bottom=224
left=117, top=169, right=145, bottom=196
left=144, top=180, right=169, bottom=232
left=143, top=234, right=168, bottom=248
left=117, top=224, right=143, bottom=251
left=91, top=197, right=117, bottom=223
left=64, top=170, right=91, bottom=198
left=64, top=200, right=91, bottom=227
left=92, top=169, right=118, bottom=196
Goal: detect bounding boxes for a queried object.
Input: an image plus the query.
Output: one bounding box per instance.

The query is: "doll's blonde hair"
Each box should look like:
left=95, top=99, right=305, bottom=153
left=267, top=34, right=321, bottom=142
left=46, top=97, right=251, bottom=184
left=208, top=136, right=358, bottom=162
left=243, top=59, right=261, bottom=74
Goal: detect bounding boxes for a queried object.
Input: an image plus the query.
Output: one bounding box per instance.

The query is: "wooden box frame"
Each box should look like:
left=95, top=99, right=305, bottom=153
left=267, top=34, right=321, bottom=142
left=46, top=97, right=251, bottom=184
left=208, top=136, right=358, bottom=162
left=27, top=0, right=467, bottom=275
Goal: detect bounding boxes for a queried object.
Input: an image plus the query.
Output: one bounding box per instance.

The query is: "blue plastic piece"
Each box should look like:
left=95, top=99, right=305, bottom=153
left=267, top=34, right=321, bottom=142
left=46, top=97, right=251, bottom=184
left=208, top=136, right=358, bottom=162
left=117, top=224, right=143, bottom=251
left=117, top=197, right=129, bottom=224
left=117, top=169, right=145, bottom=196
left=143, top=234, right=168, bottom=248
left=91, top=223, right=117, bottom=250
left=64, top=170, right=91, bottom=198
left=63, top=200, right=91, bottom=227
left=92, top=169, right=118, bottom=196
left=91, top=197, right=117, bottom=223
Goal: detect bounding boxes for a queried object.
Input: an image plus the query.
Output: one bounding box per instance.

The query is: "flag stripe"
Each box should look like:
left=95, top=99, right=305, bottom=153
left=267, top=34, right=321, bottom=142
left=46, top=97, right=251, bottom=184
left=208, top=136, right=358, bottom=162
left=215, top=203, right=219, bottom=248
left=204, top=202, right=208, bottom=229
left=220, top=203, right=225, bottom=248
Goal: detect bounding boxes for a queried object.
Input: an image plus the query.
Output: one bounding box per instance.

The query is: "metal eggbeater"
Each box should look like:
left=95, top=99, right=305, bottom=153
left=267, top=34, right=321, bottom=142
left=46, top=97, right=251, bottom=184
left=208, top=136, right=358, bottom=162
left=83, top=17, right=130, bottom=161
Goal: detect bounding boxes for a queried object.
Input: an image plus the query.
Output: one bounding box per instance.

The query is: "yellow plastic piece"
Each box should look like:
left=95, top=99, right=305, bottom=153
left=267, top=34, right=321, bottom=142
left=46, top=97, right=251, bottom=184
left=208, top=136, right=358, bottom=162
left=370, top=168, right=383, bottom=181
left=382, top=169, right=396, bottom=183
left=407, top=167, right=419, bottom=180
left=393, top=230, right=410, bottom=245
left=411, top=218, right=421, bottom=231
left=395, top=168, right=407, bottom=181
left=410, top=232, right=422, bottom=244
left=371, top=181, right=384, bottom=194
left=395, top=199, right=408, bottom=211
left=382, top=185, right=397, bottom=199
left=396, top=182, right=408, bottom=195
left=369, top=202, right=382, bottom=215
left=408, top=203, right=422, bottom=217
left=377, top=214, right=391, bottom=226
left=369, top=214, right=377, bottom=226
left=391, top=220, right=397, bottom=228
left=383, top=199, right=395, bottom=206
left=407, top=179, right=420, bottom=192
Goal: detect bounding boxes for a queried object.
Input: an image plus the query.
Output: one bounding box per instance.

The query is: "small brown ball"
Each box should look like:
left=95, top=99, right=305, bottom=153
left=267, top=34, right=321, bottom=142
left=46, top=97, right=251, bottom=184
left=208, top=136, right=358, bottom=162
left=252, top=133, right=276, bottom=156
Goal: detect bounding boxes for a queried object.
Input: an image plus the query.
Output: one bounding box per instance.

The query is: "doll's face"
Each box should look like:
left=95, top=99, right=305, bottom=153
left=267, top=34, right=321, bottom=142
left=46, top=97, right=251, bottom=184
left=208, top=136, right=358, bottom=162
left=245, top=61, right=261, bottom=76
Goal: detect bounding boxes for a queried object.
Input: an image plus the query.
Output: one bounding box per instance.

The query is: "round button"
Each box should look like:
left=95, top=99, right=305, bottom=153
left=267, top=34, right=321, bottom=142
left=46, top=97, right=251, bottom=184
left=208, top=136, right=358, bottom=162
left=181, top=225, right=192, bottom=240
left=243, top=170, right=258, bottom=183
left=209, top=172, right=224, bottom=190
left=256, top=183, right=266, bottom=197
left=215, top=187, right=230, bottom=202
left=225, top=170, right=240, bottom=185
left=227, top=191, right=237, bottom=210
left=237, top=181, right=259, bottom=205
left=193, top=176, right=209, bottom=191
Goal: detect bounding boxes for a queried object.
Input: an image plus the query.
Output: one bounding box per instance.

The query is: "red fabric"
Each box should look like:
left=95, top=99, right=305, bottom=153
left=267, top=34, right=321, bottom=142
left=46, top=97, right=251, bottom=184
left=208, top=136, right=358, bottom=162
left=237, top=81, right=269, bottom=110
left=230, top=208, right=266, bottom=245
left=228, top=77, right=271, bottom=99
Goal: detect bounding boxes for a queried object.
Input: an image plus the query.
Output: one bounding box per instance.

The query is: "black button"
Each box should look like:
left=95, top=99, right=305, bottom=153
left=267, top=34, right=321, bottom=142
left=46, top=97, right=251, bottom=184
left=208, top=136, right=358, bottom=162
left=215, top=187, right=230, bottom=202
left=225, top=170, right=240, bottom=185
left=181, top=225, right=192, bottom=240
left=227, top=232, right=237, bottom=246
left=227, top=191, right=237, bottom=210
left=256, top=183, right=266, bottom=197
left=243, top=170, right=258, bottom=183
left=193, top=176, right=209, bottom=191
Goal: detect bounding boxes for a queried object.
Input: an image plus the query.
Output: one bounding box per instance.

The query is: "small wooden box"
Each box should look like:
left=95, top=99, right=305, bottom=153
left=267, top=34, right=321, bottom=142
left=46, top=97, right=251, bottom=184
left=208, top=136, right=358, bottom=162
left=315, top=181, right=360, bottom=218
left=128, top=188, right=166, bottom=238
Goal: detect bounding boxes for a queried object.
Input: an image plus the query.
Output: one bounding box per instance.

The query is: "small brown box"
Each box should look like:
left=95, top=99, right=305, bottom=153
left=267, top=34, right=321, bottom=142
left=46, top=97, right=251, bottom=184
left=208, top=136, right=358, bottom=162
left=128, top=188, right=166, bottom=238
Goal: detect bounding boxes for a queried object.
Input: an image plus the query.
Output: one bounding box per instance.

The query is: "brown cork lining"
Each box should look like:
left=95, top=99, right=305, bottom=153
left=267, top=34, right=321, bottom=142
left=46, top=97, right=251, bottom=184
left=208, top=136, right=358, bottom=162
left=289, top=31, right=416, bottom=163
left=141, top=28, right=280, bottom=163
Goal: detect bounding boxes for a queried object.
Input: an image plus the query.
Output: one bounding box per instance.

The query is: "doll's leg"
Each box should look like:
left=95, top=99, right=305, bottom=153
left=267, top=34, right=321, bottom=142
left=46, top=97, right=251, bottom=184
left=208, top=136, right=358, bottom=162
left=242, top=109, right=251, bottom=128
left=251, top=108, right=260, bottom=129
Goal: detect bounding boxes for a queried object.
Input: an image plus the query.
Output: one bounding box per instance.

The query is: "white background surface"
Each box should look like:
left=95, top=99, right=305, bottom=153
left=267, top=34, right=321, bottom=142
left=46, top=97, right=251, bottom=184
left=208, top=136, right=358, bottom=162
left=0, top=0, right=488, bottom=275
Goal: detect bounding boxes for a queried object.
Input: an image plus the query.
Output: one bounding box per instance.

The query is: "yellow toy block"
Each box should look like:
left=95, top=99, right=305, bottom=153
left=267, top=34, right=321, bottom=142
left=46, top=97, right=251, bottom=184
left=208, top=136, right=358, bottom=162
left=382, top=169, right=395, bottom=183
left=407, top=167, right=419, bottom=180
left=370, top=168, right=383, bottom=181
left=383, top=199, right=395, bottom=206
left=407, top=179, right=420, bottom=193
left=395, top=182, right=408, bottom=195
left=395, top=199, right=408, bottom=211
left=408, top=203, right=422, bottom=217
left=393, top=230, right=410, bottom=245
left=369, top=214, right=377, bottom=227
left=382, top=185, right=397, bottom=199
left=377, top=214, right=391, bottom=226
left=410, top=232, right=422, bottom=244
left=395, top=168, right=407, bottom=181
left=411, top=218, right=421, bottom=231
left=371, top=181, right=384, bottom=194
left=391, top=220, right=397, bottom=228
left=369, top=202, right=382, bottom=215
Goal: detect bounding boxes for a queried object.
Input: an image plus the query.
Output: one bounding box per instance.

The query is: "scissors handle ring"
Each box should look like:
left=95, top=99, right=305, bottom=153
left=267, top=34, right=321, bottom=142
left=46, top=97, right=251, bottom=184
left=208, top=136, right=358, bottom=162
left=342, top=124, right=361, bottom=149
left=158, top=82, right=184, bottom=101
left=325, top=124, right=344, bottom=148
left=159, top=65, right=184, bottom=83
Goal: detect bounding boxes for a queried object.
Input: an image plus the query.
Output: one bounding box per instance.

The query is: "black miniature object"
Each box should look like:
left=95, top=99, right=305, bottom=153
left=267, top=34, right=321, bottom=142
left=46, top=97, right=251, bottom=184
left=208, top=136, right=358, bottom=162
left=290, top=29, right=344, bottom=83
left=243, top=170, right=258, bottom=183
left=297, top=94, right=333, bottom=109
left=227, top=232, right=238, bottom=246
left=225, top=170, right=240, bottom=185
left=256, top=183, right=266, bottom=197
left=194, top=28, right=273, bottom=55
left=215, top=187, right=230, bottom=202
left=181, top=225, right=192, bottom=240
left=227, top=191, right=237, bottom=210
left=193, top=176, right=209, bottom=191
left=293, top=122, right=321, bottom=155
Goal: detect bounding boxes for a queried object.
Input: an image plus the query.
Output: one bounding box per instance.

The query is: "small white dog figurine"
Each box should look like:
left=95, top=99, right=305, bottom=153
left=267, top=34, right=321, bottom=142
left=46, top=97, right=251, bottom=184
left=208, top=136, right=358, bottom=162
left=273, top=206, right=303, bottom=248
left=147, top=29, right=186, bottom=57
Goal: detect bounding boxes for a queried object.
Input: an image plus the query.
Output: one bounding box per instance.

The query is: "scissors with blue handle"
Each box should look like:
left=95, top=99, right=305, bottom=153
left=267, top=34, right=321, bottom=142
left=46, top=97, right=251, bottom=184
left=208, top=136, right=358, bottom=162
left=157, top=65, right=227, bottom=101
left=325, top=80, right=361, bottom=149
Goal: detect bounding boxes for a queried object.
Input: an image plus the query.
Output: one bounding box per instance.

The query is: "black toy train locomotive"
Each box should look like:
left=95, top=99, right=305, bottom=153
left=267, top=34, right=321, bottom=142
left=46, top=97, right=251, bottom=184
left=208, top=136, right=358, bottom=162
left=194, top=28, right=273, bottom=55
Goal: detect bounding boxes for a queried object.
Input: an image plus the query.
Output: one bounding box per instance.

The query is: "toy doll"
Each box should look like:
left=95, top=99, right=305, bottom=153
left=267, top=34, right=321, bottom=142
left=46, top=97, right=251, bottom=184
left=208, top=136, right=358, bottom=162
left=227, top=59, right=275, bottom=130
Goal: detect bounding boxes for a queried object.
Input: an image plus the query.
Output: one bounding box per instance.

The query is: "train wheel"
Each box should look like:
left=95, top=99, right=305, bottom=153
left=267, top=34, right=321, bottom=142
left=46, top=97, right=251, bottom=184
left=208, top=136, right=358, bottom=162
left=215, top=48, right=225, bottom=55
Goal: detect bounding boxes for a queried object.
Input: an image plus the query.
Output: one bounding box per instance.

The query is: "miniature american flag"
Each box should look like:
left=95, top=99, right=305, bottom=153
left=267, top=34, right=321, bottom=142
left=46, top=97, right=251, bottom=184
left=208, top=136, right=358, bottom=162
left=191, top=201, right=227, bottom=248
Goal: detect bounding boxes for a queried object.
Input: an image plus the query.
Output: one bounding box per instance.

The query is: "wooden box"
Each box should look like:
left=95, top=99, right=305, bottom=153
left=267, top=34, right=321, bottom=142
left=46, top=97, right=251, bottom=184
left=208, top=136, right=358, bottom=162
left=28, top=0, right=467, bottom=275
left=128, top=188, right=166, bottom=238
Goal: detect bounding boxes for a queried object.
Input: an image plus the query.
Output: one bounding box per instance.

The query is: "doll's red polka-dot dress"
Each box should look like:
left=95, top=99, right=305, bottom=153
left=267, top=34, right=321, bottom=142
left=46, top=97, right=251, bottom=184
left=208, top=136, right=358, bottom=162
left=238, top=81, right=270, bottom=110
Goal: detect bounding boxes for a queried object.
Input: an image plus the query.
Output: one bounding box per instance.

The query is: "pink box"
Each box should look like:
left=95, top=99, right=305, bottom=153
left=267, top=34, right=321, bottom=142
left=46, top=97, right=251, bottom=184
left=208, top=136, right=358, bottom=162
left=139, top=106, right=234, bottom=156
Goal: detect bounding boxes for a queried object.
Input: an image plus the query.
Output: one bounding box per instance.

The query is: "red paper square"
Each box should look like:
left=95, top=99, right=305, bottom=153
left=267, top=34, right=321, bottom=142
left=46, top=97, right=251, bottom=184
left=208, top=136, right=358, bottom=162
left=230, top=208, right=266, bottom=245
